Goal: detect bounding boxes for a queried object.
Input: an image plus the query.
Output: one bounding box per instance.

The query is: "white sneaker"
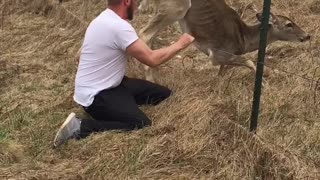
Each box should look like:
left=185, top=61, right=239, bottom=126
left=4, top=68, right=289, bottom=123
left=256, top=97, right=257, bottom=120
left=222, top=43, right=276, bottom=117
left=53, top=112, right=81, bottom=148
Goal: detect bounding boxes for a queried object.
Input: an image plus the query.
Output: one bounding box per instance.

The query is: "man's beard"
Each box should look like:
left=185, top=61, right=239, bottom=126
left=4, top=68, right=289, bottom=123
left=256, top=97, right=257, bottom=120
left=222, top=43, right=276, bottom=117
left=127, top=4, right=134, bottom=20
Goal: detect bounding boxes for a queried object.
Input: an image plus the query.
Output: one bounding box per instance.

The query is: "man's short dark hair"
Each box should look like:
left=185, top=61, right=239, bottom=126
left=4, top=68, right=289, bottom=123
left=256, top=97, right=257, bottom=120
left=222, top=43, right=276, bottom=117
left=108, top=0, right=122, bottom=5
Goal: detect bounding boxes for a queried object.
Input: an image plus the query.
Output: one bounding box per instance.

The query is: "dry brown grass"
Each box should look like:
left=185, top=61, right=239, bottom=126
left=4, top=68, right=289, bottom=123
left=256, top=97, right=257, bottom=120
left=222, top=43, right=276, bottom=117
left=0, top=0, right=319, bottom=179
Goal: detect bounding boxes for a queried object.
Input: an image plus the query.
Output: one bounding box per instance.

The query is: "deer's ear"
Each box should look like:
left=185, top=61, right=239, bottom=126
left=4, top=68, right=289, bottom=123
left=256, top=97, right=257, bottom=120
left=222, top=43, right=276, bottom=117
left=269, top=13, right=278, bottom=24
left=256, top=13, right=263, bottom=22
left=256, top=13, right=277, bottom=25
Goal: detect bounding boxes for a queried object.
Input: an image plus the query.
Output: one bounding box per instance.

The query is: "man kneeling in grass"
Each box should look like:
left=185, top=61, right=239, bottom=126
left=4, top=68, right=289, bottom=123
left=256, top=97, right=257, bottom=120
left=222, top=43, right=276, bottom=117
left=53, top=0, right=194, bottom=147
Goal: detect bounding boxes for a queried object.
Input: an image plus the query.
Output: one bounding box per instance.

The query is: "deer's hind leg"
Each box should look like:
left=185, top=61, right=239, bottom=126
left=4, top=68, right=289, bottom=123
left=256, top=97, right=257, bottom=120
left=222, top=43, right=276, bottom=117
left=138, top=0, right=153, bottom=13
left=139, top=0, right=191, bottom=82
left=139, top=0, right=191, bottom=44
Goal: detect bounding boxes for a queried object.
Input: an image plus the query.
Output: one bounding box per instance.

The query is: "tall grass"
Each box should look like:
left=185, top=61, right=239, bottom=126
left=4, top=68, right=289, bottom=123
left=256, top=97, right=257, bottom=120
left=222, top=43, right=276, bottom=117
left=0, top=0, right=319, bottom=179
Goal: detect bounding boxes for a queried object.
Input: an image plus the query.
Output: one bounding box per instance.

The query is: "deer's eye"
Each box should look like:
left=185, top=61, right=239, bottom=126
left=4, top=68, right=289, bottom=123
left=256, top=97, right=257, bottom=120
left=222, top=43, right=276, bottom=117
left=286, top=22, right=293, bottom=28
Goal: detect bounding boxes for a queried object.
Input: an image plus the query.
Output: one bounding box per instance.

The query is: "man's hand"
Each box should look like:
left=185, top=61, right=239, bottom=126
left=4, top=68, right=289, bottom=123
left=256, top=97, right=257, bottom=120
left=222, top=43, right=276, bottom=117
left=177, top=33, right=195, bottom=49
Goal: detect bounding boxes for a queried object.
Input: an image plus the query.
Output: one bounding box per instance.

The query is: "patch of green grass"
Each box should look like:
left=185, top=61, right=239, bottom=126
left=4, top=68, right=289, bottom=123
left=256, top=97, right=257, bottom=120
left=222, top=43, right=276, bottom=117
left=0, top=129, right=8, bottom=142
left=126, top=138, right=145, bottom=175
left=7, top=108, right=34, bottom=132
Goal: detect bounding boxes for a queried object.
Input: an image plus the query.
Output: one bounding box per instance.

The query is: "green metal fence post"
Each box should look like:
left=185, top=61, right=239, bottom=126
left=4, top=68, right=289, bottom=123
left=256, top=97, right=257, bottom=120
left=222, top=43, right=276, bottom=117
left=250, top=0, right=272, bottom=132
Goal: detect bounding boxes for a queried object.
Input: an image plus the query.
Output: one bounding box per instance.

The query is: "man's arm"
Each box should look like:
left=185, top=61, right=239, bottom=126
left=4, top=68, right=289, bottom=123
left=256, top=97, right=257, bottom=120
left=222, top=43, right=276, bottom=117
left=126, top=33, right=194, bottom=67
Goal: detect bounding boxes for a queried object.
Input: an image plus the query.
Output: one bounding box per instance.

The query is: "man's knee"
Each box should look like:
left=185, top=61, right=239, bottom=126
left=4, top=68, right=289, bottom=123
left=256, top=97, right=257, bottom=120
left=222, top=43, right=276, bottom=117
left=133, top=115, right=152, bottom=129
left=142, top=117, right=152, bottom=127
left=162, top=87, right=172, bottom=99
left=150, top=87, right=171, bottom=105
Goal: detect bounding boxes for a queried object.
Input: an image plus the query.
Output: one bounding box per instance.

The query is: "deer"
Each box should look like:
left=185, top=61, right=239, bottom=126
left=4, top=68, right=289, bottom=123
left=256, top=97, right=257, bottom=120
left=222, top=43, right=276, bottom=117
left=138, top=0, right=310, bottom=82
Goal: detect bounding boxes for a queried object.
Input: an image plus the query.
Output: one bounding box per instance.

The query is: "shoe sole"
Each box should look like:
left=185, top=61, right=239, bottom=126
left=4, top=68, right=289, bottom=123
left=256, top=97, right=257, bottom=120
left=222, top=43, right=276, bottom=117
left=53, top=112, right=76, bottom=147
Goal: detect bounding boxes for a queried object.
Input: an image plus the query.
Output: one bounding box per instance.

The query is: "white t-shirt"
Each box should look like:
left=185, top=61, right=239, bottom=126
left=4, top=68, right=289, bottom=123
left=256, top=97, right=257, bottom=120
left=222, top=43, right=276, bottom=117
left=74, top=9, right=139, bottom=107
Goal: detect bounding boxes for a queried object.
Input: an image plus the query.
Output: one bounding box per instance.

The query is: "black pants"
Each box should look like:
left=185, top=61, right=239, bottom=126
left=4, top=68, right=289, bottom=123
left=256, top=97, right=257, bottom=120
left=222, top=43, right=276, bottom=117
left=79, top=77, right=171, bottom=138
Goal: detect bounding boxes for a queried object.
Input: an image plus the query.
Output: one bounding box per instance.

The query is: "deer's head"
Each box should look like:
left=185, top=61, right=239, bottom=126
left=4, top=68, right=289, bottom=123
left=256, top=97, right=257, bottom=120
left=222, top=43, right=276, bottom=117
left=256, top=13, right=311, bottom=42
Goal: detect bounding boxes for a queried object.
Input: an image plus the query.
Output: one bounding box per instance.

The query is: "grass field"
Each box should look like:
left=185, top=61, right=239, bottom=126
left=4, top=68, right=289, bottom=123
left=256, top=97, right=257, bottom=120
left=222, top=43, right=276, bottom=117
left=0, top=0, right=319, bottom=179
